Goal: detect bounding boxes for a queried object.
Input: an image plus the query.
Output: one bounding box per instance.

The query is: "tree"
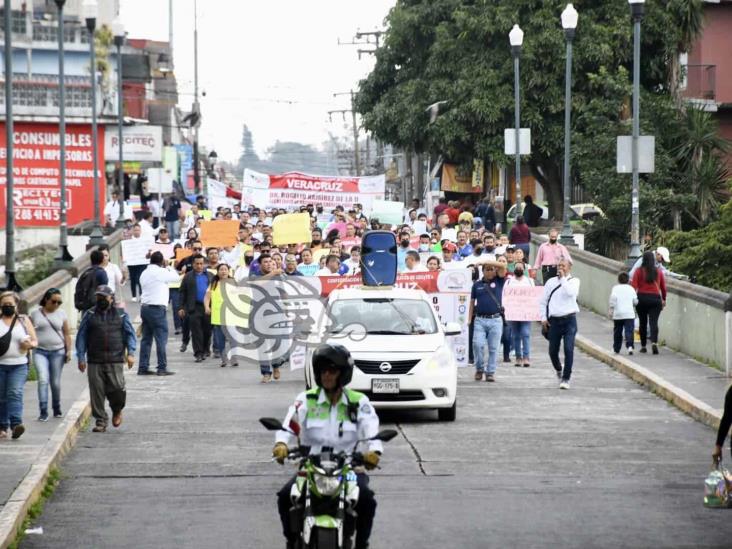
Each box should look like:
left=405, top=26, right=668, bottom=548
left=355, top=0, right=695, bottom=219
left=238, top=124, right=262, bottom=173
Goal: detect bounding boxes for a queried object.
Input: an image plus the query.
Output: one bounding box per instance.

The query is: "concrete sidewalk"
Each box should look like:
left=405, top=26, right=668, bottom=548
left=576, top=308, right=730, bottom=428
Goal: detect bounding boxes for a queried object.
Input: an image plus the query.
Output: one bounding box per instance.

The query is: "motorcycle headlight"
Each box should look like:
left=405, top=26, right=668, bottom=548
left=313, top=472, right=342, bottom=497
left=426, top=345, right=454, bottom=370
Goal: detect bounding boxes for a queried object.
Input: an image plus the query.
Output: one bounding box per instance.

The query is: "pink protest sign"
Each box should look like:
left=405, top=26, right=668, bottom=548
left=503, top=286, right=544, bottom=322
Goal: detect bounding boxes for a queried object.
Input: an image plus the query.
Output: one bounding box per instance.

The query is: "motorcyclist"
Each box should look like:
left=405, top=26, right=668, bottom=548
left=274, top=343, right=382, bottom=549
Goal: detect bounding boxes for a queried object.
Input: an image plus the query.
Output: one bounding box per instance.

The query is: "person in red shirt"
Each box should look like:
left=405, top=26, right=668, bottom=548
left=631, top=251, right=667, bottom=355
left=433, top=197, right=449, bottom=221
left=509, top=215, right=531, bottom=261
left=444, top=201, right=461, bottom=225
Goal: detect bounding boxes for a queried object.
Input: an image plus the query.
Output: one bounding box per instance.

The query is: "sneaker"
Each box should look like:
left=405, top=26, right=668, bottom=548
left=194, top=355, right=203, bottom=363
left=179, top=344, right=187, bottom=353
left=273, top=368, right=281, bottom=381
left=231, top=362, right=239, bottom=367
left=640, top=347, right=647, bottom=353
left=213, top=351, right=221, bottom=359
left=627, top=348, right=634, bottom=356
left=92, top=424, right=106, bottom=433
left=131, top=297, right=138, bottom=303
left=38, top=414, right=49, bottom=422
left=53, top=411, right=63, bottom=419
left=261, top=374, right=272, bottom=383
left=11, top=425, right=25, bottom=439
left=559, top=381, right=570, bottom=390
left=652, top=343, right=659, bottom=355
left=485, top=374, right=495, bottom=382
left=220, top=360, right=227, bottom=368
left=474, top=371, right=484, bottom=381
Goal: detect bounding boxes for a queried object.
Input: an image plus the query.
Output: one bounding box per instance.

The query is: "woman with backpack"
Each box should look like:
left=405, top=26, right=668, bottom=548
left=631, top=251, right=667, bottom=355
left=30, top=289, right=71, bottom=421
left=0, top=292, right=38, bottom=440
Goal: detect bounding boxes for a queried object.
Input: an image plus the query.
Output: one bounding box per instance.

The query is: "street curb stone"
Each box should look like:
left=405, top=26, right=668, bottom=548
left=575, top=334, right=722, bottom=430
left=0, top=388, right=91, bottom=549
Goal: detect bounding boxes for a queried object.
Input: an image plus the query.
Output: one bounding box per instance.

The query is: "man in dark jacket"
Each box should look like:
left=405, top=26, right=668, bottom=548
left=473, top=198, right=496, bottom=233
left=523, top=195, right=544, bottom=228
left=76, top=285, right=136, bottom=433
left=178, top=254, right=213, bottom=362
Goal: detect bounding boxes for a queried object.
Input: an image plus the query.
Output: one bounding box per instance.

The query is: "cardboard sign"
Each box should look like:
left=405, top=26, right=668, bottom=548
left=412, top=220, right=428, bottom=236
left=272, top=213, right=312, bottom=246
left=175, top=248, right=193, bottom=261
left=442, top=228, right=458, bottom=242
left=503, top=285, right=544, bottom=322
left=150, top=242, right=175, bottom=259
left=200, top=210, right=213, bottom=221
left=200, top=220, right=240, bottom=248
left=121, top=236, right=154, bottom=266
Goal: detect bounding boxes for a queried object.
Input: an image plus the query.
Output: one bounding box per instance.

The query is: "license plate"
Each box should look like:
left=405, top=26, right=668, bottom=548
left=372, top=378, right=399, bottom=394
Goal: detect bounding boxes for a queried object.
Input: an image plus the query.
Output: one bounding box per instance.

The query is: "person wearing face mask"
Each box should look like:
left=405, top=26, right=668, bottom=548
left=397, top=230, right=415, bottom=272
left=0, top=292, right=38, bottom=440
left=418, top=234, right=431, bottom=254
left=504, top=262, right=535, bottom=368
left=75, top=286, right=137, bottom=433
left=533, top=228, right=573, bottom=284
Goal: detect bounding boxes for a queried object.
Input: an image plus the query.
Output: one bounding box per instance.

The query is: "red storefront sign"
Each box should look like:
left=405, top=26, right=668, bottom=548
left=0, top=122, right=105, bottom=227
left=318, top=271, right=440, bottom=297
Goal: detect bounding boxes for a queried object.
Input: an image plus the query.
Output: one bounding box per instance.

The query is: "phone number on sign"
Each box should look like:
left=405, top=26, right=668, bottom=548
left=14, top=208, right=60, bottom=221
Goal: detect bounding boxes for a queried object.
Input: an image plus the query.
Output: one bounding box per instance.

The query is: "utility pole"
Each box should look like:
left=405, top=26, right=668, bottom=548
left=330, top=91, right=361, bottom=176
left=192, top=0, right=201, bottom=196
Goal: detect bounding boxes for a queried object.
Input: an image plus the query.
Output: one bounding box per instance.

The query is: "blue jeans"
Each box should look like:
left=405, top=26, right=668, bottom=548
left=613, top=319, right=635, bottom=353
left=548, top=314, right=578, bottom=381
left=212, top=325, right=226, bottom=355
left=170, top=288, right=183, bottom=331
left=34, top=349, right=65, bottom=415
left=501, top=321, right=513, bottom=359
left=472, top=316, right=503, bottom=375
left=139, top=305, right=169, bottom=373
left=510, top=321, right=532, bottom=361
left=0, top=362, right=29, bottom=429
left=166, top=220, right=180, bottom=240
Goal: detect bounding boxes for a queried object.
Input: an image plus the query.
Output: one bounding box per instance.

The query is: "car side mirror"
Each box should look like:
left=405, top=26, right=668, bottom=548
left=444, top=322, right=462, bottom=336
left=371, top=429, right=398, bottom=442
left=259, top=417, right=286, bottom=431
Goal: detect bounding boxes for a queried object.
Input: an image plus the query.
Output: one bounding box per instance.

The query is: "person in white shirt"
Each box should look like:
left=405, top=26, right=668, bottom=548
left=404, top=250, right=428, bottom=273
left=139, top=211, right=159, bottom=241
left=138, top=251, right=181, bottom=376
left=342, top=246, right=361, bottom=275
left=504, top=262, right=535, bottom=368
left=539, top=258, right=580, bottom=390
left=99, top=246, right=125, bottom=298
left=103, top=191, right=124, bottom=227
left=315, top=255, right=342, bottom=276
left=441, top=243, right=468, bottom=271
left=608, top=272, right=638, bottom=355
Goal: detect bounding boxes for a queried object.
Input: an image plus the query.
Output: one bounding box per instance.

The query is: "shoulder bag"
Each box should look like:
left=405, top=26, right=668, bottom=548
left=541, top=283, right=563, bottom=341
left=0, top=315, right=18, bottom=357
left=40, top=310, right=68, bottom=360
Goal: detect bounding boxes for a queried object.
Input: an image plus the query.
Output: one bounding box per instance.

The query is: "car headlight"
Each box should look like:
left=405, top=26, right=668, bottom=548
left=313, top=473, right=342, bottom=497
left=426, top=345, right=454, bottom=370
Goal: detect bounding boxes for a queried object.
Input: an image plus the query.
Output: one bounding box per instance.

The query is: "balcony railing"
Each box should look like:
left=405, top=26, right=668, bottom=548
left=684, top=64, right=716, bottom=101
left=0, top=74, right=92, bottom=110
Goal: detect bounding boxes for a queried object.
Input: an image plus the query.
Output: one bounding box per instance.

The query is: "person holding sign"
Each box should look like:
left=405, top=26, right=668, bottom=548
left=504, top=262, right=535, bottom=368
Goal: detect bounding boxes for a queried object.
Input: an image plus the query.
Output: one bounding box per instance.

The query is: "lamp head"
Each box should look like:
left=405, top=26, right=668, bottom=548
left=561, top=4, right=578, bottom=30
left=111, top=17, right=125, bottom=40
left=208, top=150, right=218, bottom=164
left=628, top=0, right=645, bottom=19
left=82, top=0, right=98, bottom=31
left=509, top=24, right=524, bottom=48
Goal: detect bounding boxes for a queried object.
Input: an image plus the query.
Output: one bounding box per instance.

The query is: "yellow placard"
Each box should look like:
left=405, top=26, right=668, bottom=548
left=200, top=220, right=240, bottom=248
left=175, top=248, right=193, bottom=261
left=200, top=209, right=213, bottom=221
left=272, top=213, right=312, bottom=246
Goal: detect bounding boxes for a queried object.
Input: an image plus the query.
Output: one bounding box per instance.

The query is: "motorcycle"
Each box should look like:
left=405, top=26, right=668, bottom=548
left=260, top=417, right=397, bottom=549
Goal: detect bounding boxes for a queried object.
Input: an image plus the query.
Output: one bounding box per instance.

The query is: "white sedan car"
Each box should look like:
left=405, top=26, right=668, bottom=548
left=304, top=287, right=461, bottom=421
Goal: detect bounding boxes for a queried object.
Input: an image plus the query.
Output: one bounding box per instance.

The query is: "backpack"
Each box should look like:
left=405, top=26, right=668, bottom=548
left=74, top=266, right=102, bottom=311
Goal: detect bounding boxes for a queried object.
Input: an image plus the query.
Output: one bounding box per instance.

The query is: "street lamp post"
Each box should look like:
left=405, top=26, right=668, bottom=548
left=509, top=24, right=524, bottom=220
left=208, top=150, right=218, bottom=179
left=628, top=0, right=645, bottom=261
left=84, top=0, right=104, bottom=247
left=52, top=0, right=73, bottom=270
left=560, top=4, right=578, bottom=246
left=2, top=0, right=20, bottom=290
left=112, top=18, right=125, bottom=230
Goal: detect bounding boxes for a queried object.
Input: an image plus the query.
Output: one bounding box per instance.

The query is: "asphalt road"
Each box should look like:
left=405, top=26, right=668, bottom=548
left=21, top=327, right=732, bottom=549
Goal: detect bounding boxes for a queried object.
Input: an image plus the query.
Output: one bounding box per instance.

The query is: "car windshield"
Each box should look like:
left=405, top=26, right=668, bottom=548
left=328, top=298, right=438, bottom=335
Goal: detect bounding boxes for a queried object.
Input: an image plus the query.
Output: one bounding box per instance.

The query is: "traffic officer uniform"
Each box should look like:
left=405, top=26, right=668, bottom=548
left=276, top=386, right=382, bottom=549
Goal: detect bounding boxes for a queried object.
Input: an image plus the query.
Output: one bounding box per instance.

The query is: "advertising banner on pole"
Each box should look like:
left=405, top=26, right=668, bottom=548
left=241, top=169, right=385, bottom=212
left=104, top=125, right=163, bottom=162
left=0, top=122, right=105, bottom=227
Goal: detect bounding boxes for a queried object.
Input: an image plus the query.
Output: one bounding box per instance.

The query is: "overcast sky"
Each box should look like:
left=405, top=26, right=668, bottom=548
left=119, top=0, right=395, bottom=165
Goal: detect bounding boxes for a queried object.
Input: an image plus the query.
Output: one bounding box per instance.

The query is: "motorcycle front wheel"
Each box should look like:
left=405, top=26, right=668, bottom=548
left=309, top=527, right=338, bottom=549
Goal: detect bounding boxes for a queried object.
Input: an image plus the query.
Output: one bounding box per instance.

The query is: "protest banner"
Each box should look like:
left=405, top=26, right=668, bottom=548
left=503, top=286, right=544, bottom=321
left=241, top=169, right=385, bottom=213
left=150, top=242, right=175, bottom=259
left=175, top=248, right=193, bottom=261
left=0, top=122, right=105, bottom=227
left=371, top=199, right=404, bottom=226
left=412, top=220, right=428, bottom=235
left=272, top=213, right=312, bottom=246
left=200, top=220, right=239, bottom=248
left=121, top=237, right=153, bottom=266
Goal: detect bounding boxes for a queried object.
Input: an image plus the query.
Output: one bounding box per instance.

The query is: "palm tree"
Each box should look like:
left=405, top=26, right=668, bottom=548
left=687, top=155, right=730, bottom=225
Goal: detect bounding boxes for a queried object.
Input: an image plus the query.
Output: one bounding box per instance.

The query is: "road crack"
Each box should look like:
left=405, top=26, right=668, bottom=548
left=396, top=423, right=427, bottom=476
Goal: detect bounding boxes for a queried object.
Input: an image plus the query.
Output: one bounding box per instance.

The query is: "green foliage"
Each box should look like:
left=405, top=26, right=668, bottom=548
left=16, top=247, right=55, bottom=289
left=9, top=468, right=63, bottom=549
left=659, top=201, right=732, bottom=291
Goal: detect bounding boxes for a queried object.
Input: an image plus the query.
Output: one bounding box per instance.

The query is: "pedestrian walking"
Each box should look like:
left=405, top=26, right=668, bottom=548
left=30, top=289, right=71, bottom=421
left=138, top=251, right=180, bottom=376
left=204, top=263, right=238, bottom=367
left=178, top=254, right=213, bottom=363
left=540, top=258, right=580, bottom=390
left=468, top=260, right=507, bottom=382
left=162, top=193, right=182, bottom=239
left=522, top=195, right=543, bottom=228
left=533, top=228, right=572, bottom=284
left=74, top=250, right=109, bottom=312
left=124, top=224, right=152, bottom=302
left=0, top=292, right=37, bottom=440
left=509, top=215, right=531, bottom=261
left=76, top=286, right=136, bottom=432
left=249, top=253, right=285, bottom=382
left=631, top=251, right=667, bottom=355
left=505, top=262, right=535, bottom=367
left=609, top=272, right=638, bottom=355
